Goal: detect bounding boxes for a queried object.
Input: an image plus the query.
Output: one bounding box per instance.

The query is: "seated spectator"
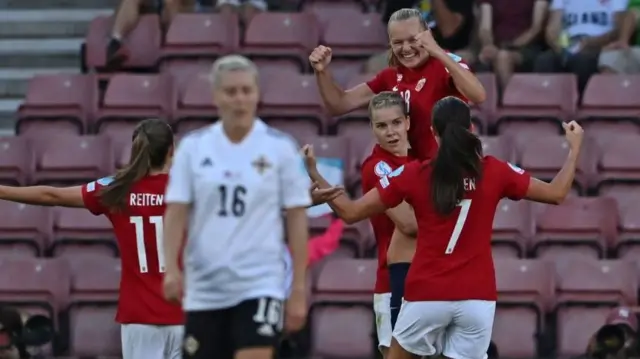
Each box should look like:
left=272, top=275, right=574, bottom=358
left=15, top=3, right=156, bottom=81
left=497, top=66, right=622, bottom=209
left=477, top=0, right=549, bottom=93
left=533, top=0, right=626, bottom=95
left=599, top=1, right=640, bottom=73
left=216, top=0, right=267, bottom=25
left=107, top=0, right=195, bottom=66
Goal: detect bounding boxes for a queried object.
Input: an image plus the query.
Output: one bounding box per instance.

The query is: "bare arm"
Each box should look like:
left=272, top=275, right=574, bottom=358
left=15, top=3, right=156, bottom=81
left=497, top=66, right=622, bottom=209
left=285, top=207, right=308, bottom=294
left=478, top=3, right=494, bottom=47
left=511, top=0, right=549, bottom=47
left=583, top=11, right=625, bottom=49
left=545, top=10, right=563, bottom=51
left=385, top=203, right=417, bottom=237
left=0, top=185, right=84, bottom=207
left=315, top=70, right=375, bottom=116
left=163, top=203, right=189, bottom=273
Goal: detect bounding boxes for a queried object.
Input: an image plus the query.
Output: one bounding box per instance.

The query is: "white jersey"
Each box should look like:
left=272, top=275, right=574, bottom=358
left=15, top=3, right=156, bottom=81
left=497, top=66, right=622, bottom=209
left=552, top=0, right=627, bottom=38
left=165, top=120, right=312, bottom=311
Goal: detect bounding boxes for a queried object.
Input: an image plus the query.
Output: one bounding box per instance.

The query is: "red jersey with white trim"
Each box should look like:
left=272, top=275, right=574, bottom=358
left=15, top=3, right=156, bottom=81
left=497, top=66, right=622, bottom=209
left=375, top=156, right=530, bottom=301
left=81, top=174, right=183, bottom=325
left=361, top=145, right=411, bottom=294
left=366, top=53, right=470, bottom=161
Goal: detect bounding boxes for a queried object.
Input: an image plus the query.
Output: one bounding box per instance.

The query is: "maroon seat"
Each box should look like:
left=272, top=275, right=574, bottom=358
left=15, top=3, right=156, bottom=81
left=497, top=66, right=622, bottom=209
left=556, top=306, right=614, bottom=358
left=473, top=73, right=497, bottom=132
left=98, top=121, right=139, bottom=151
left=492, top=308, right=540, bottom=359
left=600, top=186, right=640, bottom=258
left=32, top=135, right=113, bottom=185
left=162, top=13, right=239, bottom=60
left=17, top=74, right=97, bottom=135
left=241, top=12, right=319, bottom=71
left=260, top=73, right=326, bottom=134
left=495, top=74, right=578, bottom=134
left=0, top=202, right=52, bottom=256
left=162, top=60, right=213, bottom=98
left=303, top=1, right=364, bottom=28
left=492, top=200, right=531, bottom=258
left=335, top=73, right=376, bottom=122
left=70, top=255, right=120, bottom=302
left=313, top=258, right=376, bottom=304
left=480, top=135, right=512, bottom=162
left=83, top=15, right=161, bottom=72
left=532, top=197, right=618, bottom=259
left=0, top=137, right=32, bottom=186
left=298, top=135, right=351, bottom=185
left=310, top=306, right=375, bottom=359
left=174, top=72, right=216, bottom=129
left=96, top=73, right=174, bottom=132
left=51, top=207, right=116, bottom=258
left=556, top=258, right=636, bottom=305
left=578, top=74, right=640, bottom=131
left=593, top=133, right=640, bottom=186
left=321, top=12, right=387, bottom=59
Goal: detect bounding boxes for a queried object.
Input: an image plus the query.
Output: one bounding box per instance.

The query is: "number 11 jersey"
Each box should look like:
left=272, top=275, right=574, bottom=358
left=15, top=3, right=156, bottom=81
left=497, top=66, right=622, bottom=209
left=82, top=174, right=183, bottom=325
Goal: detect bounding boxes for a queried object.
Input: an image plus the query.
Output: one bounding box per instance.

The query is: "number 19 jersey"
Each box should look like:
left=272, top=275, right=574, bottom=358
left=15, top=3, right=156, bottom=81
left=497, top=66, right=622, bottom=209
left=82, top=174, right=183, bottom=325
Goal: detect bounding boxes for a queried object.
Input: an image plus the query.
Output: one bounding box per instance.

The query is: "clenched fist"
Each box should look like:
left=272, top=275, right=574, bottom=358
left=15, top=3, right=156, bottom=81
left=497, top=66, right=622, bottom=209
left=309, top=45, right=332, bottom=72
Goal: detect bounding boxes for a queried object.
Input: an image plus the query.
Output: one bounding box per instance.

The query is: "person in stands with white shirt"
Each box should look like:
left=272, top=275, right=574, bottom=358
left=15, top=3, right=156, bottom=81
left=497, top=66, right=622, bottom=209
left=534, top=0, right=627, bottom=94
left=161, top=55, right=313, bottom=359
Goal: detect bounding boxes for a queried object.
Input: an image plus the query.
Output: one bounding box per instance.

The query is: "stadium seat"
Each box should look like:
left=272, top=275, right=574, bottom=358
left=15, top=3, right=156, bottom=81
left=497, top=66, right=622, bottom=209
left=96, top=73, right=174, bottom=134
left=303, top=1, right=364, bottom=28
left=592, top=133, right=640, bottom=187
left=495, top=74, right=578, bottom=135
left=17, top=74, right=97, bottom=135
left=260, top=73, right=327, bottom=134
left=173, top=70, right=216, bottom=131
left=556, top=306, right=614, bottom=357
left=0, top=202, right=51, bottom=256
left=600, top=185, right=640, bottom=259
left=531, top=197, right=618, bottom=259
left=83, top=15, right=161, bottom=73
left=492, top=200, right=531, bottom=258
left=480, top=135, right=513, bottom=162
left=0, top=137, right=33, bottom=186
left=298, top=135, right=352, bottom=185
left=51, top=207, right=116, bottom=258
left=578, top=74, right=640, bottom=133
left=162, top=13, right=240, bottom=61
left=313, top=258, right=376, bottom=303
left=327, top=59, right=367, bottom=87
left=162, top=59, right=213, bottom=98
left=472, top=73, right=497, bottom=132
left=32, top=135, right=114, bottom=186
left=241, top=12, right=320, bottom=71
left=320, top=12, right=387, bottom=59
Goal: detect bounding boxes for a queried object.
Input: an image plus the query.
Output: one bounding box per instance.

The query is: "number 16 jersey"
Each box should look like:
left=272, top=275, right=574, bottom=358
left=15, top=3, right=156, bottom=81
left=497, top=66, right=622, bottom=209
left=82, top=174, right=183, bottom=325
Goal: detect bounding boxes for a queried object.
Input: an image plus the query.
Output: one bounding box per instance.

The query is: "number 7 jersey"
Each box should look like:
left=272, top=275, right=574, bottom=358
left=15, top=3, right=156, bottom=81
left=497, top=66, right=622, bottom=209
left=375, top=156, right=531, bottom=301
left=82, top=174, right=184, bottom=325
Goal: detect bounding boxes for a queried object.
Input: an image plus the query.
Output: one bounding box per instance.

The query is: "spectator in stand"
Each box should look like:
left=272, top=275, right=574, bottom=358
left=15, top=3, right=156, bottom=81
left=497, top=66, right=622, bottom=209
left=216, top=0, right=267, bottom=25
left=534, top=0, right=627, bottom=94
left=107, top=0, right=195, bottom=67
left=599, top=1, right=640, bottom=73
left=477, top=0, right=549, bottom=92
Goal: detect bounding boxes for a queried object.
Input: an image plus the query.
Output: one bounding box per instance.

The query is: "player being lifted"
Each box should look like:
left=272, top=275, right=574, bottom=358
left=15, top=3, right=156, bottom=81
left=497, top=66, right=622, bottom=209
left=306, top=96, right=584, bottom=359
left=0, top=119, right=183, bottom=359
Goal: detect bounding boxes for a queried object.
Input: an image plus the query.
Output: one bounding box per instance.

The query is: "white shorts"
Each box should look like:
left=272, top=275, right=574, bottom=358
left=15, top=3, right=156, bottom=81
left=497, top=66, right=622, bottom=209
left=393, top=300, right=496, bottom=359
left=373, top=293, right=392, bottom=350
left=121, top=324, right=184, bottom=359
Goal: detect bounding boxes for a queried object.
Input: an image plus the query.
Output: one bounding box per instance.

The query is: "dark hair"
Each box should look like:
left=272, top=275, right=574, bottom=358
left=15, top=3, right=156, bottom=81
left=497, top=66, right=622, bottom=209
left=430, top=96, right=483, bottom=215
left=387, top=8, right=428, bottom=67
left=99, top=119, right=174, bottom=211
left=368, top=91, right=407, bottom=119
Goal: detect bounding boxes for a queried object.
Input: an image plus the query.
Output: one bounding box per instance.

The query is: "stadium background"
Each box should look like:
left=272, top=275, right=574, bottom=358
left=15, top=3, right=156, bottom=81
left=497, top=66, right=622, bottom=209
left=0, top=0, right=639, bottom=357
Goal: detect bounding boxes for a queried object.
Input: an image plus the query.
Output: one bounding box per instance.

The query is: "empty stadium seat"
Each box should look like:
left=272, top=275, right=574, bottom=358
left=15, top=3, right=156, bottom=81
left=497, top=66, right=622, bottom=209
left=51, top=208, right=116, bottom=258
left=0, top=202, right=51, bottom=256
left=532, top=197, right=618, bottom=259
left=321, top=12, right=387, bottom=59
left=556, top=306, right=613, bottom=357
left=162, top=13, right=240, bottom=60
left=174, top=72, right=217, bottom=130
left=593, top=133, right=640, bottom=187
left=241, top=12, right=320, bottom=70
left=17, top=74, right=97, bottom=135
left=83, top=15, right=161, bottom=72
left=0, top=137, right=32, bottom=186
left=600, top=185, right=640, bottom=259
left=480, top=135, right=513, bottom=162
left=472, top=73, right=497, bottom=132
left=335, top=74, right=375, bottom=122
left=496, top=74, right=578, bottom=135
left=578, top=74, right=640, bottom=132
left=492, top=200, right=531, bottom=258
left=303, top=1, right=364, bottom=27
left=162, top=60, right=213, bottom=97
left=298, top=135, right=351, bottom=184
left=336, top=121, right=372, bottom=172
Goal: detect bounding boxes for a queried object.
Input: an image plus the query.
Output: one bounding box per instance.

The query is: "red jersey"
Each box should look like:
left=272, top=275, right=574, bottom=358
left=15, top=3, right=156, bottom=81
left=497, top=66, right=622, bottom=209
left=366, top=54, right=469, bottom=160
left=375, top=156, right=530, bottom=301
left=361, top=145, right=411, bottom=293
left=81, top=174, right=183, bottom=325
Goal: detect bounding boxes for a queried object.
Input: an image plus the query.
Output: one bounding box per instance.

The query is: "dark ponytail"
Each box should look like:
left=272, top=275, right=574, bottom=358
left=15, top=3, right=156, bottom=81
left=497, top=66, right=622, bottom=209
left=99, top=119, right=174, bottom=211
left=430, top=96, right=483, bottom=215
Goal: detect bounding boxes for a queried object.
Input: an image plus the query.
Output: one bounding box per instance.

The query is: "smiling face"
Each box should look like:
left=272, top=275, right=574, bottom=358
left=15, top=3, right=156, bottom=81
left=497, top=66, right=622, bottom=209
left=370, top=106, right=410, bottom=154
left=388, top=17, right=429, bottom=69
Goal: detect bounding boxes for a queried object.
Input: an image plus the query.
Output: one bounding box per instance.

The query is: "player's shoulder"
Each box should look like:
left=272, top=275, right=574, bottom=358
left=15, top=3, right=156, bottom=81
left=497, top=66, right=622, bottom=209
left=85, top=175, right=114, bottom=192
left=483, top=156, right=524, bottom=175
left=262, top=124, right=300, bottom=151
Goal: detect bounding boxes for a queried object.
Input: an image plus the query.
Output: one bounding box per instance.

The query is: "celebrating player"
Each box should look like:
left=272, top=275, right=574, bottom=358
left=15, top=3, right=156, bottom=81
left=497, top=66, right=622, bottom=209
left=306, top=96, right=584, bottom=359
left=310, top=7, right=486, bottom=161
left=0, top=119, right=183, bottom=359
left=161, top=55, right=314, bottom=359
left=303, top=91, right=417, bottom=357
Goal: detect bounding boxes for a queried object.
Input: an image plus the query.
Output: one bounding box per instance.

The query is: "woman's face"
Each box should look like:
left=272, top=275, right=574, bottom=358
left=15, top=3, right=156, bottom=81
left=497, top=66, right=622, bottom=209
left=370, top=106, right=410, bottom=153
left=212, top=70, right=260, bottom=121
left=388, top=17, right=429, bottom=69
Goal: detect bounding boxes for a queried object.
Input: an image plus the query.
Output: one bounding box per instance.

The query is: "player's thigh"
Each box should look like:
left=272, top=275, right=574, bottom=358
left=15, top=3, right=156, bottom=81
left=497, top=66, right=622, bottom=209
left=183, top=309, right=233, bottom=359
left=374, top=293, right=393, bottom=351
left=231, top=297, right=283, bottom=354
left=162, top=325, right=184, bottom=359
left=121, top=324, right=166, bottom=359
left=444, top=300, right=496, bottom=359
left=392, top=300, right=454, bottom=357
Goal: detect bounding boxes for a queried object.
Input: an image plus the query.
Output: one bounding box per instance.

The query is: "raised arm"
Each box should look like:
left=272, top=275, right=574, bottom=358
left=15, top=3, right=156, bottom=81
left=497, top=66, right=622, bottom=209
left=0, top=185, right=84, bottom=208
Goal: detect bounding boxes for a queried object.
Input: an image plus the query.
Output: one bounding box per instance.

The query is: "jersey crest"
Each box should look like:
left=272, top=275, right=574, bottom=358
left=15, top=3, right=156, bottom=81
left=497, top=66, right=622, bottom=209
left=508, top=163, right=525, bottom=174
left=416, top=78, right=426, bottom=92
left=374, top=161, right=392, bottom=178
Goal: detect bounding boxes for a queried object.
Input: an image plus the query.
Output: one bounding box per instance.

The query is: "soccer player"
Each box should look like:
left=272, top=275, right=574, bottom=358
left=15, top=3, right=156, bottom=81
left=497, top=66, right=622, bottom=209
left=161, top=55, right=313, bottom=359
left=310, top=7, right=486, bottom=161
left=303, top=91, right=417, bottom=357
left=306, top=96, right=584, bottom=359
left=0, top=118, right=183, bottom=359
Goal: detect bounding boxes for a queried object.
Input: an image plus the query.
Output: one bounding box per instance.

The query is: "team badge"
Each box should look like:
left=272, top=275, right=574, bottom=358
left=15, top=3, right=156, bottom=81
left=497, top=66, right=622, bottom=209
left=374, top=161, right=392, bottom=177
left=183, top=335, right=199, bottom=355
left=415, top=78, right=426, bottom=91
left=507, top=163, right=525, bottom=174
left=396, top=74, right=403, bottom=82
left=252, top=155, right=272, bottom=175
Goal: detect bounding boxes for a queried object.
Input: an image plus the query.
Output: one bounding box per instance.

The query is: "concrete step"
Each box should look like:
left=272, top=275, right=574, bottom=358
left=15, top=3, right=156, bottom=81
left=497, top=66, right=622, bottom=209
left=0, top=0, right=118, bottom=9
left=0, top=68, right=78, bottom=97
left=0, top=39, right=82, bottom=68
left=0, top=9, right=113, bottom=39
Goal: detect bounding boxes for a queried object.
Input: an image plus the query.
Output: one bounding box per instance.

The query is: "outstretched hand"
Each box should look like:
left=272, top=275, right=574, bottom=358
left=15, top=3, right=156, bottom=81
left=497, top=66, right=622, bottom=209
left=309, top=182, right=344, bottom=206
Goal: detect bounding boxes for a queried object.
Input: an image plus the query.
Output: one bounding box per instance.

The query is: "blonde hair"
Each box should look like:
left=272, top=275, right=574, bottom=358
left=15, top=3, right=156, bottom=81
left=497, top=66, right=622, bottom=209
left=209, top=55, right=259, bottom=87
left=387, top=8, right=428, bottom=67
left=368, top=91, right=407, bottom=119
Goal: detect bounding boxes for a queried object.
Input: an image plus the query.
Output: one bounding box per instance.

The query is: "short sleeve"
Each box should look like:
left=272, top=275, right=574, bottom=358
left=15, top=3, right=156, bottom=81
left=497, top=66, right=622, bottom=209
left=81, top=177, right=111, bottom=215
left=360, top=157, right=393, bottom=192
left=375, top=162, right=418, bottom=209
left=495, top=158, right=531, bottom=201
left=366, top=68, right=394, bottom=94
left=550, top=0, right=563, bottom=10
left=443, top=52, right=471, bottom=102
left=279, top=138, right=312, bottom=209
left=165, top=139, right=194, bottom=204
